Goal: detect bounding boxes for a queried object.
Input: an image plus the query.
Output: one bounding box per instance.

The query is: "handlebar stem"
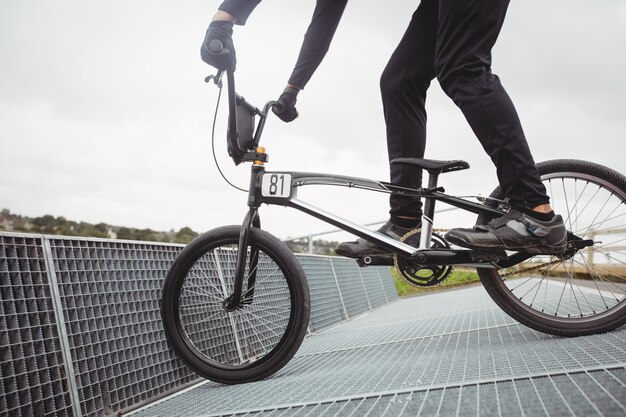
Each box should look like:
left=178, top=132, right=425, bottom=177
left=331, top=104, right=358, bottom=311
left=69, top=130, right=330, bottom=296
left=210, top=68, right=283, bottom=162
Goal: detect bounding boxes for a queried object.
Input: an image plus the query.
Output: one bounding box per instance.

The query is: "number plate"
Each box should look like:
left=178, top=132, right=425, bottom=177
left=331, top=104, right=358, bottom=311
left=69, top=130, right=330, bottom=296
left=261, top=173, right=292, bottom=198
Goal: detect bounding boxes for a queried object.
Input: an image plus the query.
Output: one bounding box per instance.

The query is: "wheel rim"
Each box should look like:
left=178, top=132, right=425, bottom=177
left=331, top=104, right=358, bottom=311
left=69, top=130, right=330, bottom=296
left=496, top=171, right=626, bottom=321
left=174, top=242, right=294, bottom=369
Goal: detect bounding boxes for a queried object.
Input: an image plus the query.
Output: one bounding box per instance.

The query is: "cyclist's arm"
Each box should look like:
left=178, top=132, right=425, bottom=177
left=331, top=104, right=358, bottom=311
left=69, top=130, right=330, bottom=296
left=288, top=0, right=349, bottom=90
left=210, top=0, right=347, bottom=89
left=215, top=0, right=261, bottom=25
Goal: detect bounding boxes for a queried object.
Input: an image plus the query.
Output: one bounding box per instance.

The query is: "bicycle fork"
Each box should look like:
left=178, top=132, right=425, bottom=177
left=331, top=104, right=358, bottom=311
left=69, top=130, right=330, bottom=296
left=225, top=165, right=265, bottom=310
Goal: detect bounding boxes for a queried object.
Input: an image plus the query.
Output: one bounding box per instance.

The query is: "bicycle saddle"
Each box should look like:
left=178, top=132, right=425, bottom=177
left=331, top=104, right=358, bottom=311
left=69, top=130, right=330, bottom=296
left=391, top=158, right=470, bottom=174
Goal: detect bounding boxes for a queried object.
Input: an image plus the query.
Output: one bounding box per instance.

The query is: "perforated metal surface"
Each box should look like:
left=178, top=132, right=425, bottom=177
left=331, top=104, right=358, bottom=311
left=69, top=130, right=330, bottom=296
left=358, top=267, right=388, bottom=309
left=329, top=259, right=370, bottom=319
left=0, top=235, right=75, bottom=417
left=295, top=255, right=396, bottom=334
left=296, top=256, right=346, bottom=332
left=131, top=286, right=626, bottom=417
left=219, top=370, right=626, bottom=417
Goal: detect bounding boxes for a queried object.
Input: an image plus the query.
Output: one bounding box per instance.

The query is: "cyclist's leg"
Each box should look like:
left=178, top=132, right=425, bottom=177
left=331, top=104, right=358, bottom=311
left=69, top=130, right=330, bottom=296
left=335, top=2, right=438, bottom=258
left=381, top=0, right=438, bottom=226
left=433, top=0, right=549, bottom=210
left=435, top=0, right=566, bottom=253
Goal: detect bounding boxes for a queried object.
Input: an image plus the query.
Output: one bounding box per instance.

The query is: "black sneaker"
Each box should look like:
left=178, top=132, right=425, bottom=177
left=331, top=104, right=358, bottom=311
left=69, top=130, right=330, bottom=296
left=335, top=220, right=419, bottom=258
left=445, top=210, right=567, bottom=254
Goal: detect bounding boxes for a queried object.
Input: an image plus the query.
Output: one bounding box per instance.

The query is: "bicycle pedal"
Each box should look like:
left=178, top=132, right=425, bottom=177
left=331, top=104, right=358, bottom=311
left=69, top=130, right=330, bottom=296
left=356, top=254, right=394, bottom=267
left=470, top=250, right=508, bottom=262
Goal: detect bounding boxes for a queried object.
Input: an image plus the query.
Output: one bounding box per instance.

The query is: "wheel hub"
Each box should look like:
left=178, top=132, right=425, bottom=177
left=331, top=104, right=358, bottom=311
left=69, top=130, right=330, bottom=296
left=222, top=295, right=239, bottom=312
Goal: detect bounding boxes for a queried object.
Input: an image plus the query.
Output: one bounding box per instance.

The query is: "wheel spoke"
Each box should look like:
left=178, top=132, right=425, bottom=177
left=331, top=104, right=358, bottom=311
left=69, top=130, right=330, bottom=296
left=529, top=261, right=559, bottom=310
left=238, top=310, right=284, bottom=339
left=188, top=269, right=226, bottom=296
left=562, top=178, right=573, bottom=231
left=564, top=257, right=584, bottom=317
left=573, top=259, right=626, bottom=297
left=554, top=268, right=570, bottom=317
left=591, top=198, right=623, bottom=232
left=517, top=276, right=546, bottom=302
left=247, top=305, right=290, bottom=321
left=578, top=256, right=612, bottom=309
left=239, top=311, right=268, bottom=354
left=183, top=286, right=224, bottom=302
left=245, top=266, right=283, bottom=293
left=568, top=183, right=602, bottom=230
left=589, top=248, right=626, bottom=270
left=580, top=192, right=614, bottom=238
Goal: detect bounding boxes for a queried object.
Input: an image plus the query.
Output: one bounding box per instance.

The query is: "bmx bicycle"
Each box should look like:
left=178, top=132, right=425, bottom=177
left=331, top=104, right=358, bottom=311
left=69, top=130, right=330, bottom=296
left=161, top=62, right=626, bottom=384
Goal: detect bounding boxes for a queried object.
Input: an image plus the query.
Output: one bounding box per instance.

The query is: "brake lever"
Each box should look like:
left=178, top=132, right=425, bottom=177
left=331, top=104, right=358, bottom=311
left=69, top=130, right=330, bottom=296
left=205, top=70, right=224, bottom=87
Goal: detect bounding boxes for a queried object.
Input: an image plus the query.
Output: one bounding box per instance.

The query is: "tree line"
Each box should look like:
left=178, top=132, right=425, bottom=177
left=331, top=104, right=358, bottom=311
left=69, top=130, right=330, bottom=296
left=0, top=209, right=198, bottom=244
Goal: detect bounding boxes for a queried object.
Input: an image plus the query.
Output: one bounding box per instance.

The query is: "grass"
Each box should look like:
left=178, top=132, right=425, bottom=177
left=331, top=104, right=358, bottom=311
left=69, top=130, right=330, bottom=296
left=392, top=267, right=481, bottom=297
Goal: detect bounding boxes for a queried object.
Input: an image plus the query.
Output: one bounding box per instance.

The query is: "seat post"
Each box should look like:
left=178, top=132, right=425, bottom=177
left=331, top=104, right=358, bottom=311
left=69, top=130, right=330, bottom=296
left=418, top=172, right=439, bottom=250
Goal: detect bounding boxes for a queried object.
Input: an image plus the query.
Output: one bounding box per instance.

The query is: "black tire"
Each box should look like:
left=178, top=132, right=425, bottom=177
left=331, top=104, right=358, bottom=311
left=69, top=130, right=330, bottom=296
left=161, top=225, right=310, bottom=384
left=477, top=159, right=626, bottom=336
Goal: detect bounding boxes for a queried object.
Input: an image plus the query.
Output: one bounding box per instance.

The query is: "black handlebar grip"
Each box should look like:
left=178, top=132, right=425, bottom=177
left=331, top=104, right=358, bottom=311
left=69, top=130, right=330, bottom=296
left=208, top=39, right=224, bottom=54
left=273, top=99, right=286, bottom=114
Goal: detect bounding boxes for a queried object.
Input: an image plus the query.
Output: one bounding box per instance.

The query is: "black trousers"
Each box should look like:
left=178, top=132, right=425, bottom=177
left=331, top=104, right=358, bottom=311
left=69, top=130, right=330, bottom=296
left=381, top=0, right=550, bottom=221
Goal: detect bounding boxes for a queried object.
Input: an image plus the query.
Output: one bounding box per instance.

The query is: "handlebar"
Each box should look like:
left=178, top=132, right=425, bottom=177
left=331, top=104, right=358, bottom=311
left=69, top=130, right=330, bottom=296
left=272, top=99, right=286, bottom=114
left=205, top=64, right=282, bottom=165
left=208, top=39, right=224, bottom=54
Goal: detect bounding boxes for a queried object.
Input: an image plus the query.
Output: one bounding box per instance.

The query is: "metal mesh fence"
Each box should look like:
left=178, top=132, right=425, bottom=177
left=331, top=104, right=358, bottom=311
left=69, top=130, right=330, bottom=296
left=0, top=235, right=75, bottom=417
left=45, top=237, right=200, bottom=417
left=329, top=259, right=371, bottom=319
left=295, top=256, right=346, bottom=333
left=0, top=232, right=397, bottom=417
left=358, top=267, right=389, bottom=309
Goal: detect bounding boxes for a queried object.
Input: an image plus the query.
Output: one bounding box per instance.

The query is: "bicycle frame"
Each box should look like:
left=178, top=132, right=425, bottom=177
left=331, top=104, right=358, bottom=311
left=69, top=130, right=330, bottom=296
left=210, top=69, right=583, bottom=309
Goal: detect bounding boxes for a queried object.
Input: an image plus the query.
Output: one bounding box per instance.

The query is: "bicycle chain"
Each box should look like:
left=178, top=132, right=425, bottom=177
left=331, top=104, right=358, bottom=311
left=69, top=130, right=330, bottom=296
left=499, top=257, right=566, bottom=278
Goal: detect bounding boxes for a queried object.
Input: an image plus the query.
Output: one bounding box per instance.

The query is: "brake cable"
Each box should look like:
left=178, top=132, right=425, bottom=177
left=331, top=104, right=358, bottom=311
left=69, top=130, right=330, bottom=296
left=210, top=83, right=247, bottom=193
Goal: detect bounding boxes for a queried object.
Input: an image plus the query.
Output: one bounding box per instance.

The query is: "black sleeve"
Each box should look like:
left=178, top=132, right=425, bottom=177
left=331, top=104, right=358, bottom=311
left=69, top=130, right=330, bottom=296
left=218, top=0, right=262, bottom=25
left=288, top=0, right=349, bottom=89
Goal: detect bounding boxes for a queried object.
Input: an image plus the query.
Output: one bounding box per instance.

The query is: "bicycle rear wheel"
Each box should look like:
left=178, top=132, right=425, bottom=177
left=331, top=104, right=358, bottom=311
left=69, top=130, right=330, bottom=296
left=478, top=159, right=626, bottom=336
left=161, top=226, right=310, bottom=384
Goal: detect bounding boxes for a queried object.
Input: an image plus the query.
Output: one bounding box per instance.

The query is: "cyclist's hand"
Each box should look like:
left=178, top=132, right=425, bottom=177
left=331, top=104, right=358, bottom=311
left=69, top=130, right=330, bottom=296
left=201, top=21, right=236, bottom=71
left=273, top=87, right=299, bottom=122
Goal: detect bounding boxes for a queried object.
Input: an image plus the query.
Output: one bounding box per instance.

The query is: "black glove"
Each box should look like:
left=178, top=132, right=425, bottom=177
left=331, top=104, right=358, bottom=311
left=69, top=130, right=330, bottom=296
left=200, top=21, right=236, bottom=71
left=273, top=87, right=299, bottom=122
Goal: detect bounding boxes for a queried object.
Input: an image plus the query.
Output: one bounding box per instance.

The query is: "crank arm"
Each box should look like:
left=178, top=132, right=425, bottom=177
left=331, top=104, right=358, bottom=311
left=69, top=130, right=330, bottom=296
left=356, top=254, right=395, bottom=267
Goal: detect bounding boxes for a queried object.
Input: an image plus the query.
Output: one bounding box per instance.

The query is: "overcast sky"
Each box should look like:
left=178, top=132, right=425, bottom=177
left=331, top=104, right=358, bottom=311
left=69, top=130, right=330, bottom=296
left=1, top=0, right=625, bottom=241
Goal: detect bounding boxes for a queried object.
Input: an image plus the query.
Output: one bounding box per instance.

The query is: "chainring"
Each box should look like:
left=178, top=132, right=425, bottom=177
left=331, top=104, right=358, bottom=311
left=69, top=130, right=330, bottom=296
left=393, top=229, right=453, bottom=287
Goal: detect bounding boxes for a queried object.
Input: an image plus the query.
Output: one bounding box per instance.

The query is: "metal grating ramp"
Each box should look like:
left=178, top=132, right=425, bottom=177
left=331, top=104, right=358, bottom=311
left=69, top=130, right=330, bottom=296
left=131, top=286, right=626, bottom=417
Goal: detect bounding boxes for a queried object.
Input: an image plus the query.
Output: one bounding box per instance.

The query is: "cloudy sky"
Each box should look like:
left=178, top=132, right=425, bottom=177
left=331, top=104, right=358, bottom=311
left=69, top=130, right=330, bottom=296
left=1, top=0, right=625, bottom=242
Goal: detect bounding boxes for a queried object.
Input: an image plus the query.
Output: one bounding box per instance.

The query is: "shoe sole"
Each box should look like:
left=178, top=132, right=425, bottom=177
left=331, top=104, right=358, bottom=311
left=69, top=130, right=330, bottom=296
left=445, top=234, right=567, bottom=256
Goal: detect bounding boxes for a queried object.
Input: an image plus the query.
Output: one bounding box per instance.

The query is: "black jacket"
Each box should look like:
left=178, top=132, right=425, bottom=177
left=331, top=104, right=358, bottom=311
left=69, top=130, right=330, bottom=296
left=218, top=0, right=348, bottom=88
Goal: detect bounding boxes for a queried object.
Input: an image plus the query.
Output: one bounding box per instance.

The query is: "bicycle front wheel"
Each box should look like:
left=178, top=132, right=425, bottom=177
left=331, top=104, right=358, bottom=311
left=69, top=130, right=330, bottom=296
left=161, top=226, right=310, bottom=384
left=478, top=159, right=626, bottom=336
